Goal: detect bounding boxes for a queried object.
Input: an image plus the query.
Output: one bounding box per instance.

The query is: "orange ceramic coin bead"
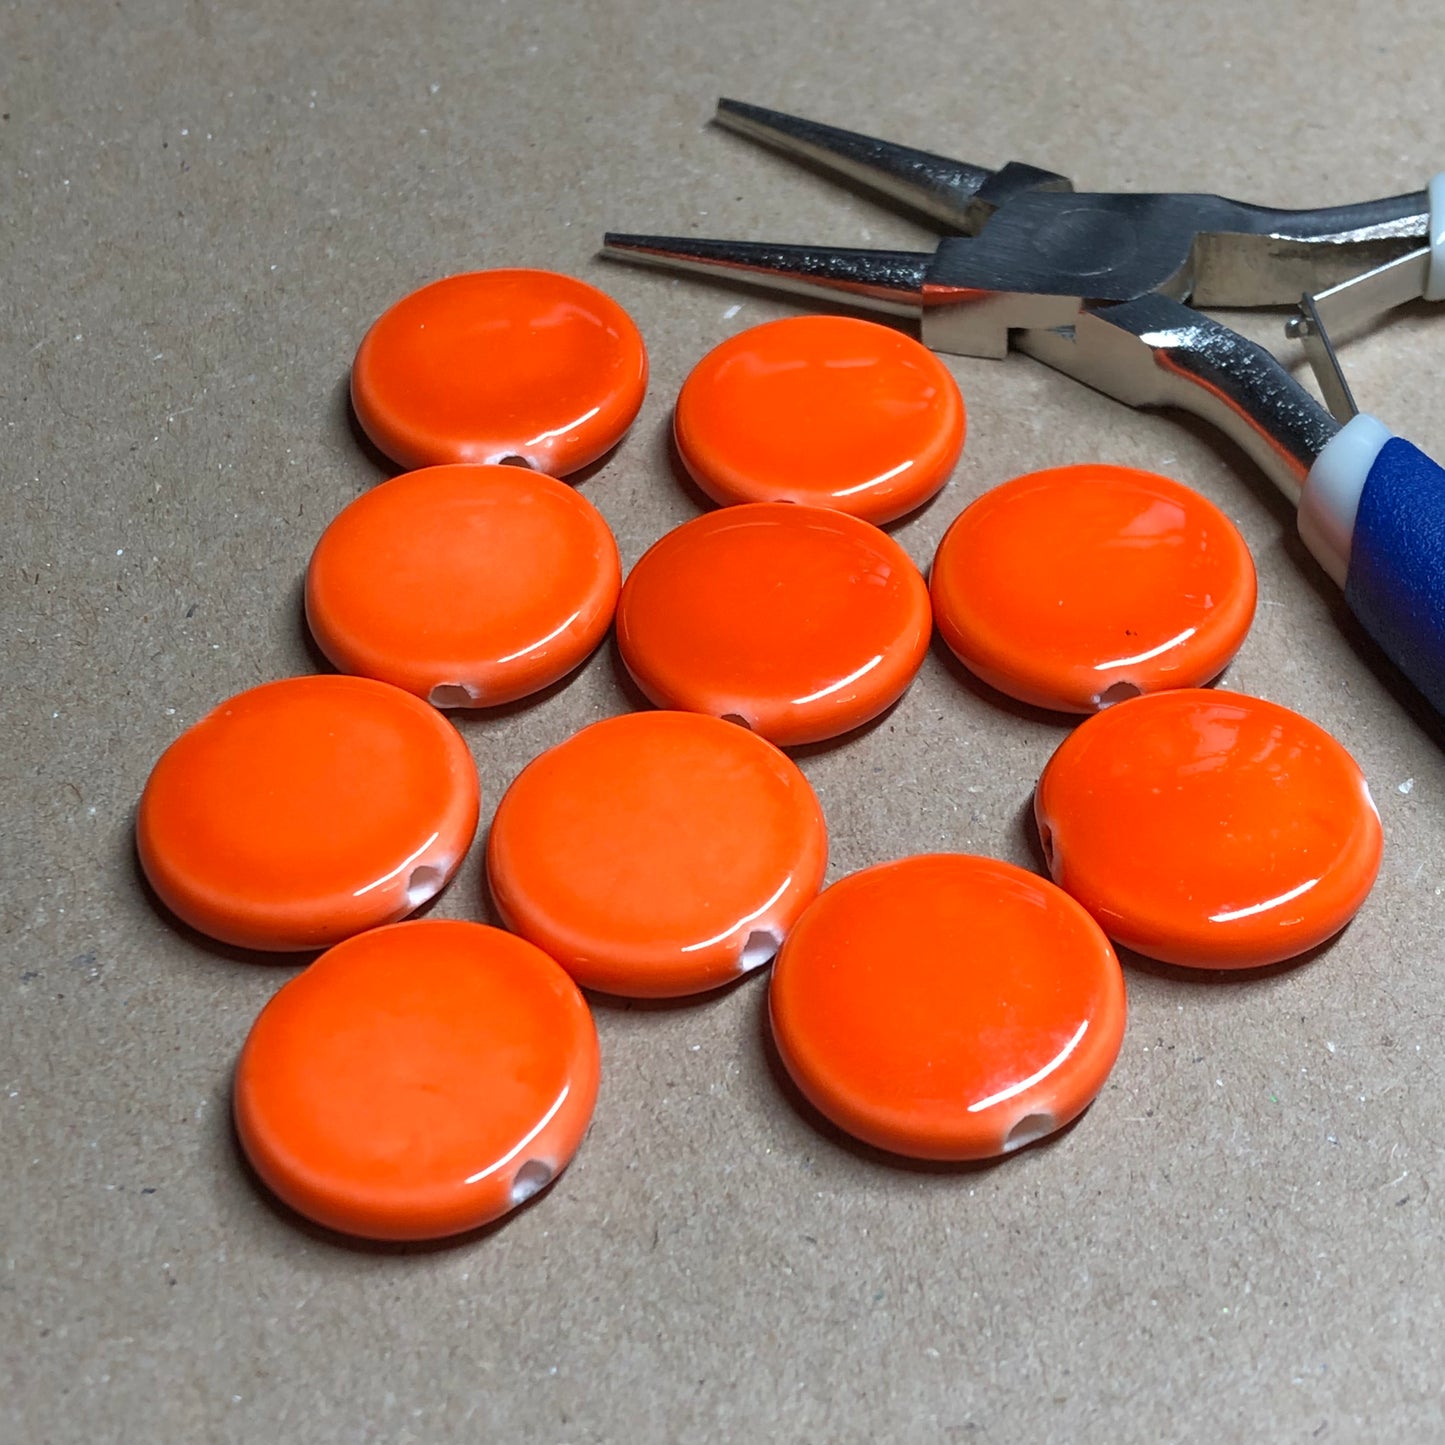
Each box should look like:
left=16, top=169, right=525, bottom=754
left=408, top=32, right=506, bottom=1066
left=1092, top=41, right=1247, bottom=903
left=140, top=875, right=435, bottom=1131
left=674, top=316, right=965, bottom=523
left=137, top=676, right=479, bottom=951
left=351, top=269, right=648, bottom=475
left=487, top=711, right=828, bottom=997
left=1035, top=689, right=1383, bottom=968
left=306, top=464, right=621, bottom=708
left=616, top=503, right=932, bottom=745
left=769, top=854, right=1126, bottom=1160
left=930, top=464, right=1257, bottom=712
left=234, top=920, right=600, bottom=1239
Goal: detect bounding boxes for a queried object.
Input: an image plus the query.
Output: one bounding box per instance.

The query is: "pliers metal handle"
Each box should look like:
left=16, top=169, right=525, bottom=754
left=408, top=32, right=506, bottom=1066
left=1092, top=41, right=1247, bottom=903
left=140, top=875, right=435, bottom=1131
left=605, top=101, right=1445, bottom=723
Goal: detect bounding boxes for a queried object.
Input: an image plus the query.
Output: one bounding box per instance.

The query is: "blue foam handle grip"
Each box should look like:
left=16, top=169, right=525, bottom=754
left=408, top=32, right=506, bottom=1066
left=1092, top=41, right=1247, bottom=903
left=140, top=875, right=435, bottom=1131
left=1345, top=437, right=1445, bottom=718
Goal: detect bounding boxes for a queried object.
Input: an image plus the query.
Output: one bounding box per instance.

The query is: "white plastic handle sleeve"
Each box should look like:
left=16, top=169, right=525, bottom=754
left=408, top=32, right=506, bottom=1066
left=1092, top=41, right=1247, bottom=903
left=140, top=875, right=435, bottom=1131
left=1427, top=171, right=1445, bottom=303
left=1298, top=414, right=1392, bottom=586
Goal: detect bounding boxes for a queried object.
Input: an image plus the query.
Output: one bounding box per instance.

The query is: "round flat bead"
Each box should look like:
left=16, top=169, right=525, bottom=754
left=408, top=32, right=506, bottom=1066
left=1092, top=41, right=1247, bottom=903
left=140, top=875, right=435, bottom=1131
left=674, top=315, right=965, bottom=523
left=234, top=920, right=599, bottom=1239
left=930, top=464, right=1257, bottom=712
left=769, top=854, right=1126, bottom=1160
left=1035, top=689, right=1383, bottom=968
left=350, top=269, right=648, bottom=476
left=306, top=464, right=620, bottom=708
left=616, top=502, right=932, bottom=746
left=487, top=711, right=828, bottom=997
left=137, top=676, right=479, bottom=951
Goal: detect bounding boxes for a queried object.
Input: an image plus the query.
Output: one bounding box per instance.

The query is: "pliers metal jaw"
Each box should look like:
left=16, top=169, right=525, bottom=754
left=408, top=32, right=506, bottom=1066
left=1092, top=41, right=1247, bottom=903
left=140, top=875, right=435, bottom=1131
left=605, top=101, right=1445, bottom=723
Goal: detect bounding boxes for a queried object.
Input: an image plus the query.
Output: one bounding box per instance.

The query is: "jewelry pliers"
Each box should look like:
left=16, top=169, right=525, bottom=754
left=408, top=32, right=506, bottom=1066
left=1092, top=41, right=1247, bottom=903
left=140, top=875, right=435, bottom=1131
left=604, top=100, right=1445, bottom=722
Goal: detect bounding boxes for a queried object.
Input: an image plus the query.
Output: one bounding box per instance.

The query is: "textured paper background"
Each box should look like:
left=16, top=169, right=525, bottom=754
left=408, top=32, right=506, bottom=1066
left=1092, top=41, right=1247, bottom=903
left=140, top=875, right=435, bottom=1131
left=5, top=1, right=1445, bottom=1439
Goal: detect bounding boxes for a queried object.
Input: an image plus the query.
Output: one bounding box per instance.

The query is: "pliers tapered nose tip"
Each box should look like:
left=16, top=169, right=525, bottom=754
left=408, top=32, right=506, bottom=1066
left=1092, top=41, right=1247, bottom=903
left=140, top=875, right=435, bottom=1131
left=601, top=232, right=931, bottom=313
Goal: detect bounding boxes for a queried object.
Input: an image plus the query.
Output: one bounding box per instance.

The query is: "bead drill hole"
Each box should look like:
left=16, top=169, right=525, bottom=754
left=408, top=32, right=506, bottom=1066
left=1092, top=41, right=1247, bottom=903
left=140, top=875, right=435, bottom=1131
left=406, top=865, right=445, bottom=909
left=739, top=927, right=783, bottom=972
left=428, top=683, right=482, bottom=708
left=1003, top=1112, right=1056, bottom=1152
left=1096, top=680, right=1142, bottom=708
left=1038, top=823, right=1056, bottom=873
left=511, top=1159, right=553, bottom=1205
left=497, top=455, right=533, bottom=469
left=720, top=713, right=751, bottom=730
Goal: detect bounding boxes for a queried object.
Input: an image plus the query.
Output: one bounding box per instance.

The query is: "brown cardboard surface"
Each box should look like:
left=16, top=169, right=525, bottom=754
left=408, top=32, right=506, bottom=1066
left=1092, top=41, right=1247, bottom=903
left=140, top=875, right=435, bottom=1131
left=5, top=1, right=1445, bottom=1439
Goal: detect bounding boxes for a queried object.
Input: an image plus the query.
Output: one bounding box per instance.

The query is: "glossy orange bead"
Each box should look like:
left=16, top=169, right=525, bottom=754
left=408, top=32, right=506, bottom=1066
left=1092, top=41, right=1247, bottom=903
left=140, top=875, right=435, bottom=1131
left=488, top=711, right=828, bottom=997
left=351, top=269, right=648, bottom=475
left=234, top=920, right=600, bottom=1239
left=769, top=854, right=1126, bottom=1160
left=674, top=315, right=965, bottom=523
left=1035, top=689, right=1383, bottom=968
left=930, top=464, right=1257, bottom=712
left=306, top=464, right=620, bottom=708
left=616, top=503, right=932, bottom=745
left=136, top=676, right=479, bottom=951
